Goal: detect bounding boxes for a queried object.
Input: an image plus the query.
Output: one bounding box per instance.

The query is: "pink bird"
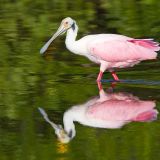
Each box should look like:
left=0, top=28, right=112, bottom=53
left=40, top=17, right=160, bottom=81
left=39, top=86, right=158, bottom=143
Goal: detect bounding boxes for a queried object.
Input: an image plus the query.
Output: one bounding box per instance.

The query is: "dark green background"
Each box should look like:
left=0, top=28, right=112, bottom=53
left=0, top=0, right=160, bottom=160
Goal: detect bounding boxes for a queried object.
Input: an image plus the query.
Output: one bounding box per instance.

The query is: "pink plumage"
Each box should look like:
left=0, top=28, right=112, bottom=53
left=89, top=37, right=159, bottom=62
left=86, top=93, right=157, bottom=123
left=87, top=34, right=159, bottom=81
left=61, top=89, right=158, bottom=133
left=128, top=39, right=160, bottom=51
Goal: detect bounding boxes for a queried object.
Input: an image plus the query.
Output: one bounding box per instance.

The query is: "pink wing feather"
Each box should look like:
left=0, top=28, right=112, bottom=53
left=87, top=100, right=156, bottom=121
left=128, top=39, right=160, bottom=51
left=89, top=38, right=159, bottom=62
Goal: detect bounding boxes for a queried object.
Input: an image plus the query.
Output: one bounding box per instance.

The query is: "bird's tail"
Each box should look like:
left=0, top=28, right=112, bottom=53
left=132, top=109, right=158, bottom=122
left=128, top=39, right=160, bottom=51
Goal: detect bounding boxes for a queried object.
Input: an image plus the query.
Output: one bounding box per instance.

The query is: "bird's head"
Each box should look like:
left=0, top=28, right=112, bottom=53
left=61, top=17, right=76, bottom=32
left=40, top=17, right=75, bottom=54
left=55, top=124, right=75, bottom=144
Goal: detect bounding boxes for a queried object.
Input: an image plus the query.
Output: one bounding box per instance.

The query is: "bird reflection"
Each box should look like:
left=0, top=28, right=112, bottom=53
left=39, top=84, right=158, bottom=143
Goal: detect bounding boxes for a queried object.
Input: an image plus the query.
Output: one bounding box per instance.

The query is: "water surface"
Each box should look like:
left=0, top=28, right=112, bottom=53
left=0, top=0, right=160, bottom=160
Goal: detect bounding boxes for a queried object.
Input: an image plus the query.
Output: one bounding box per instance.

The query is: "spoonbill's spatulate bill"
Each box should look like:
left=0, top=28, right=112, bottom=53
left=38, top=107, right=72, bottom=143
left=40, top=17, right=160, bottom=81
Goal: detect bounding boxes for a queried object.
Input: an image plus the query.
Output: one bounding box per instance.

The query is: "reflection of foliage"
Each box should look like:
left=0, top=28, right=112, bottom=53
left=0, top=0, right=160, bottom=160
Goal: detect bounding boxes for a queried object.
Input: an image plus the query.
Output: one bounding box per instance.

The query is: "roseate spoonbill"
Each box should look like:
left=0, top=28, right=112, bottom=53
left=40, top=17, right=160, bottom=81
left=38, top=87, right=158, bottom=143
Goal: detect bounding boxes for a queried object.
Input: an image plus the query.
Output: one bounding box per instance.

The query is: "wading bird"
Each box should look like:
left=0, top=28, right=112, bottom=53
left=40, top=17, right=160, bottom=81
left=38, top=86, right=158, bottom=143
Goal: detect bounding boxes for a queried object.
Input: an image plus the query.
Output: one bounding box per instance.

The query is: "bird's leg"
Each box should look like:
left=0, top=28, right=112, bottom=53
left=97, top=80, right=117, bottom=93
left=97, top=81, right=103, bottom=91
left=97, top=62, right=108, bottom=82
left=96, top=71, right=103, bottom=82
left=111, top=71, right=119, bottom=81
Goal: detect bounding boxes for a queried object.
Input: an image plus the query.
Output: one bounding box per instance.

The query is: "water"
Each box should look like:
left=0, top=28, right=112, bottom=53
left=0, top=0, right=160, bottom=160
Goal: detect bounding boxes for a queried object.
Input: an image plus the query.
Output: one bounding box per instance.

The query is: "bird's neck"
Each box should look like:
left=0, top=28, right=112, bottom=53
left=66, top=29, right=77, bottom=43
left=65, top=24, right=79, bottom=53
left=63, top=111, right=76, bottom=138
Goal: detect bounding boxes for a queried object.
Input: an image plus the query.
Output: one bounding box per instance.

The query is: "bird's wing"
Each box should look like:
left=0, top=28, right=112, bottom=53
left=87, top=100, right=156, bottom=121
left=88, top=38, right=158, bottom=62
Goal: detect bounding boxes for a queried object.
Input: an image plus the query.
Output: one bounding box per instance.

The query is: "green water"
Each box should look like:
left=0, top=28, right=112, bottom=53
left=0, top=0, right=160, bottom=160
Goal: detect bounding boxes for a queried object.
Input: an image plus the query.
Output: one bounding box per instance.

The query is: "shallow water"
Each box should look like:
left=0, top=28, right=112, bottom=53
left=0, top=0, right=160, bottom=160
